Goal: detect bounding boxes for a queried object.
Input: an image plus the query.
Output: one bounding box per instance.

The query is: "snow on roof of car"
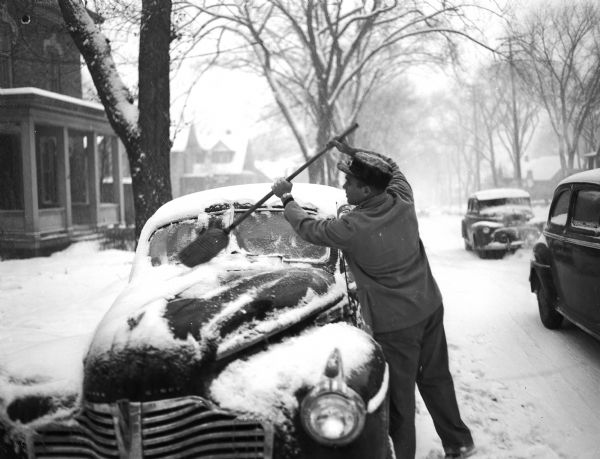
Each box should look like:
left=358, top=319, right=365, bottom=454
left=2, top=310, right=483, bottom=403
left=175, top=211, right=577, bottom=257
left=558, top=168, right=600, bottom=186
left=470, top=188, right=530, bottom=200
left=138, top=182, right=347, bottom=245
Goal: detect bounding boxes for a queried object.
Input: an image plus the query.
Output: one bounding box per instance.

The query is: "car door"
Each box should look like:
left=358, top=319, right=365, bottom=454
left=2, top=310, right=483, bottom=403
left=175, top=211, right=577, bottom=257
left=545, top=187, right=572, bottom=311
left=558, top=185, right=600, bottom=328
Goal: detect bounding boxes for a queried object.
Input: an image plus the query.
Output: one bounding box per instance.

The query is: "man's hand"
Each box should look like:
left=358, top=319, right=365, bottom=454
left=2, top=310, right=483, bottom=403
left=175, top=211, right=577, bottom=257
left=271, top=178, right=293, bottom=198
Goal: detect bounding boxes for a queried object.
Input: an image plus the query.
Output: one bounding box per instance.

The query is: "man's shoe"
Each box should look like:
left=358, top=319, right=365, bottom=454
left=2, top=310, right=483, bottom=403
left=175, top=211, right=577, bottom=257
left=444, top=443, right=476, bottom=458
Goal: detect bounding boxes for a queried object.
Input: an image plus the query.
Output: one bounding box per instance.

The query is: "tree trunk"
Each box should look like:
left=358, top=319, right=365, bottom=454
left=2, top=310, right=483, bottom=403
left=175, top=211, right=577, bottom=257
left=58, top=0, right=173, bottom=241
left=136, top=0, right=173, bottom=237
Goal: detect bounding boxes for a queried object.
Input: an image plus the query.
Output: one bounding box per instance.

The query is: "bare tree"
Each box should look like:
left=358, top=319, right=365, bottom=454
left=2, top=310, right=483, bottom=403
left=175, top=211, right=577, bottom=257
left=180, top=0, right=496, bottom=185
left=510, top=0, right=600, bottom=173
left=484, top=58, right=539, bottom=186
left=58, top=0, right=173, bottom=239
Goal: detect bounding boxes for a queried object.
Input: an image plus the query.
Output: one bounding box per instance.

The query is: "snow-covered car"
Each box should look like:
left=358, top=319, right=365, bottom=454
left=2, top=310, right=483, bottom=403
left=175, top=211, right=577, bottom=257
left=461, top=188, right=541, bottom=258
left=529, top=169, right=600, bottom=339
left=7, top=183, right=391, bottom=459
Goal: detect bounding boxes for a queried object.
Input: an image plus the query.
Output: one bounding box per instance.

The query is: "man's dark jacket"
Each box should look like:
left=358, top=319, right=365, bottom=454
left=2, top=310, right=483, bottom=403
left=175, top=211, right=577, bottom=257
left=283, top=155, right=442, bottom=334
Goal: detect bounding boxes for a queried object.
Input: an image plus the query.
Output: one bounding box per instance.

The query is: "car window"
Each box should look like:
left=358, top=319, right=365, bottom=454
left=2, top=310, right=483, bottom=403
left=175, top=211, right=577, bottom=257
left=148, top=208, right=328, bottom=266
left=235, top=211, right=327, bottom=259
left=479, top=197, right=531, bottom=209
left=549, top=189, right=571, bottom=227
left=571, top=189, right=600, bottom=231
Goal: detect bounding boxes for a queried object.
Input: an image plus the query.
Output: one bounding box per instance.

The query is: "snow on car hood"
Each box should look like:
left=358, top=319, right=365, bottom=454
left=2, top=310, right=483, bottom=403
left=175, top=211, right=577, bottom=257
left=210, top=322, right=378, bottom=425
left=82, top=254, right=347, bottom=403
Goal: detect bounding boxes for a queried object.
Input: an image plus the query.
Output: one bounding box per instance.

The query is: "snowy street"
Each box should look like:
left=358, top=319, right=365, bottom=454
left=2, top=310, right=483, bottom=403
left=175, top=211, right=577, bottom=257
left=1, top=212, right=600, bottom=458
left=416, top=213, right=600, bottom=459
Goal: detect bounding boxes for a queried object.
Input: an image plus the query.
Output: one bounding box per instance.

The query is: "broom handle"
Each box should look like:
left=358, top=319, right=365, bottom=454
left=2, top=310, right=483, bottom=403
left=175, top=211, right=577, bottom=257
left=226, top=122, right=359, bottom=233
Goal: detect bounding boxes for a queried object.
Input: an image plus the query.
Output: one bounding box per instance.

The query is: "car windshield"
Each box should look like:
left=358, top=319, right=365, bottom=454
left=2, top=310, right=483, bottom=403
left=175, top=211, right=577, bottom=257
left=479, top=196, right=531, bottom=210
left=148, top=208, right=328, bottom=266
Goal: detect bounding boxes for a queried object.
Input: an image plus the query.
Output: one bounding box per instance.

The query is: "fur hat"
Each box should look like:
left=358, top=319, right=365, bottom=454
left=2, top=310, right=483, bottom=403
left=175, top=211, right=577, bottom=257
left=337, top=151, right=393, bottom=189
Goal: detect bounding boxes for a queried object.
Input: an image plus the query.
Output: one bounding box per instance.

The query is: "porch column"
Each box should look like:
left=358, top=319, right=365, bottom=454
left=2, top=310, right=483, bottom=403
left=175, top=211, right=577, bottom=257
left=61, top=127, right=73, bottom=236
left=89, top=132, right=99, bottom=227
left=20, top=117, right=40, bottom=247
left=113, top=137, right=125, bottom=226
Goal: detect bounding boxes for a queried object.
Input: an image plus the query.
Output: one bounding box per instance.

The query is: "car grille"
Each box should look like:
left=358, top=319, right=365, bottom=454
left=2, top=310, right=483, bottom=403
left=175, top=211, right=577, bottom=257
left=30, top=396, right=273, bottom=458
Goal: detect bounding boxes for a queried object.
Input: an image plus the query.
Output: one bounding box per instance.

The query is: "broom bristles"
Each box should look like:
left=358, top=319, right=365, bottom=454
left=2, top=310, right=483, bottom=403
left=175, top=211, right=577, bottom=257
left=178, top=228, right=230, bottom=267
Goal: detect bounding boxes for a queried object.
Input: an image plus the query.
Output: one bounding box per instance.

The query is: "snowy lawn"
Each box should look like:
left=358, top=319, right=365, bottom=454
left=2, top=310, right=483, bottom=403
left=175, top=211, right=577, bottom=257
left=1, top=212, right=600, bottom=458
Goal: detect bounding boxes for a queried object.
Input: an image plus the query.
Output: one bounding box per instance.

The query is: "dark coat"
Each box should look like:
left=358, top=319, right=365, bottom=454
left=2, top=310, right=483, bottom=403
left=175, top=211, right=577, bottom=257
left=283, top=155, right=442, bottom=333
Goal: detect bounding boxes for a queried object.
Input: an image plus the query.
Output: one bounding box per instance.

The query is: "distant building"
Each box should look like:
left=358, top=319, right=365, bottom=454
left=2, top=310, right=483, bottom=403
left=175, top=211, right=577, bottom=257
left=522, top=155, right=582, bottom=202
left=0, top=0, right=129, bottom=256
left=171, top=126, right=270, bottom=198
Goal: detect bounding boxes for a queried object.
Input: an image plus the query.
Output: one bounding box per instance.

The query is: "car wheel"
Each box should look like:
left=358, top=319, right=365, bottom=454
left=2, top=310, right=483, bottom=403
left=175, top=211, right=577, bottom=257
left=536, top=284, right=563, bottom=329
left=464, top=239, right=472, bottom=251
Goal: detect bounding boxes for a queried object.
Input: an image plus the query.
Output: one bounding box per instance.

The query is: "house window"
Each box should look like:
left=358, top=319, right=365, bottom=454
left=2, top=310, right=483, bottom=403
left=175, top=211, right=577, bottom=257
left=0, top=28, right=12, bottom=87
left=98, top=135, right=115, bottom=203
left=69, top=132, right=89, bottom=204
left=37, top=135, right=59, bottom=208
left=48, top=50, right=62, bottom=93
left=211, top=150, right=234, bottom=163
left=0, top=133, right=23, bottom=209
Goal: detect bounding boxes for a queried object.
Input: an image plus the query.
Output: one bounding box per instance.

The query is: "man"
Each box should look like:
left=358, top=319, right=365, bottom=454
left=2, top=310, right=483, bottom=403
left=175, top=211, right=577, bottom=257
left=271, top=143, right=474, bottom=459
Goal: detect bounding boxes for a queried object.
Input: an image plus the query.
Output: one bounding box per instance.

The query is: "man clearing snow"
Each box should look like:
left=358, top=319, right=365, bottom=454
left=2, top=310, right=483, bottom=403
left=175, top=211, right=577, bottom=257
left=271, top=142, right=474, bottom=459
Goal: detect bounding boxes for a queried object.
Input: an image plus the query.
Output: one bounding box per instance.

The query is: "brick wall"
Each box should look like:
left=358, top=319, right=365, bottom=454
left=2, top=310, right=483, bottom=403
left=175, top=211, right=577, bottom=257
left=1, top=1, right=82, bottom=97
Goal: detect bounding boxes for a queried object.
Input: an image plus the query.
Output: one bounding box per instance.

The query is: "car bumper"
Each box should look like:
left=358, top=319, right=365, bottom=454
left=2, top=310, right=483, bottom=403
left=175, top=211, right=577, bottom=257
left=483, top=240, right=524, bottom=251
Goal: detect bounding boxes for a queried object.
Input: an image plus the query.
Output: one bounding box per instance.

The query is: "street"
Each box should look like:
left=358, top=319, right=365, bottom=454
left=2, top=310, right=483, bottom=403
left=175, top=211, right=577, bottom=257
left=416, top=213, right=600, bottom=458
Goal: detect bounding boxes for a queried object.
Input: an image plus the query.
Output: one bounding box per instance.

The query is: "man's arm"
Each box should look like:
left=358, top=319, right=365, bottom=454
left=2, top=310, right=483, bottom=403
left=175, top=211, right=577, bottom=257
left=284, top=201, right=356, bottom=251
left=372, top=152, right=414, bottom=203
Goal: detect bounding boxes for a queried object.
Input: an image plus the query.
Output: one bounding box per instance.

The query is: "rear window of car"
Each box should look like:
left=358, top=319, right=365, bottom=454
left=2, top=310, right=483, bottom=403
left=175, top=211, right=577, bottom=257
left=571, top=189, right=600, bottom=231
left=549, top=189, right=571, bottom=227
left=479, top=196, right=531, bottom=209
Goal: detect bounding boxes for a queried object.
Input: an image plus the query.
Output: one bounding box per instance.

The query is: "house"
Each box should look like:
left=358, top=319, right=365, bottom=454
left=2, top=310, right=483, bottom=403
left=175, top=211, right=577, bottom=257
left=170, top=126, right=270, bottom=198
left=0, top=0, right=129, bottom=256
left=521, top=155, right=582, bottom=202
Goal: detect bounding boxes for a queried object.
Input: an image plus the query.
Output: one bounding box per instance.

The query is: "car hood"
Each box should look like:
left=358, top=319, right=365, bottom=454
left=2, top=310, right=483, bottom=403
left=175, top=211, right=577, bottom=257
left=83, top=262, right=346, bottom=403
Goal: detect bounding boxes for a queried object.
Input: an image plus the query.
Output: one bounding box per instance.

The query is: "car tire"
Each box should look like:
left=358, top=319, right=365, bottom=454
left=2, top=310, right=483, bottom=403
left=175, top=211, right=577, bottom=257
left=464, top=239, right=472, bottom=251
left=536, top=284, right=563, bottom=329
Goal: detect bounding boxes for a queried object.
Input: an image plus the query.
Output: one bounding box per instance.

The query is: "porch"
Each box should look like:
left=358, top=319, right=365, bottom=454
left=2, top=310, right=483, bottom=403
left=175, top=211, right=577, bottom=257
left=0, top=88, right=130, bottom=256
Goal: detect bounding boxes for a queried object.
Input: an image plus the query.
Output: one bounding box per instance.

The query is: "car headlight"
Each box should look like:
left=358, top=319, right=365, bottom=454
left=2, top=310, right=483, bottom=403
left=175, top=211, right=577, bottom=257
left=300, top=348, right=366, bottom=446
left=482, top=227, right=491, bottom=234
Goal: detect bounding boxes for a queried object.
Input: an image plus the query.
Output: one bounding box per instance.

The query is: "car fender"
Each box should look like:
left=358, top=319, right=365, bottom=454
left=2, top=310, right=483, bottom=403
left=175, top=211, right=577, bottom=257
left=530, top=234, right=556, bottom=297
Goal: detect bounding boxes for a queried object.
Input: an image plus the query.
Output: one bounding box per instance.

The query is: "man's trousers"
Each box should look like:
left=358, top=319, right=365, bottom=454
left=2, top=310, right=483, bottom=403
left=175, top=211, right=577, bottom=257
left=375, top=305, right=473, bottom=459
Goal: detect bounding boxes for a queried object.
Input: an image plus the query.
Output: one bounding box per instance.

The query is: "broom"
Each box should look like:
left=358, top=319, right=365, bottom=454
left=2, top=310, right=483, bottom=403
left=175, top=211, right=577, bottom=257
left=177, top=122, right=359, bottom=267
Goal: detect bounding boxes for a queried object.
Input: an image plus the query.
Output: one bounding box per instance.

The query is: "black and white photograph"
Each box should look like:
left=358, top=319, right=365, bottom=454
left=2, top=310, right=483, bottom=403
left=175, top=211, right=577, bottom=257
left=1, top=1, right=599, bottom=458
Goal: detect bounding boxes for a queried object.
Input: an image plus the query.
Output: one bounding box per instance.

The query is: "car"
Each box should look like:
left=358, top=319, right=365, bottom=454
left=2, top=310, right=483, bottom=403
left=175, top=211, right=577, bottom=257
left=529, top=169, right=600, bottom=339
left=461, top=188, right=541, bottom=258
left=3, top=183, right=392, bottom=459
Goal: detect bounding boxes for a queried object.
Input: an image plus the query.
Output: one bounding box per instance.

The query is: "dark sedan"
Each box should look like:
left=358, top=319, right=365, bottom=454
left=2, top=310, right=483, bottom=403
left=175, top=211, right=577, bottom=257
left=529, top=169, right=600, bottom=339
left=462, top=188, right=541, bottom=259
left=3, top=183, right=392, bottom=459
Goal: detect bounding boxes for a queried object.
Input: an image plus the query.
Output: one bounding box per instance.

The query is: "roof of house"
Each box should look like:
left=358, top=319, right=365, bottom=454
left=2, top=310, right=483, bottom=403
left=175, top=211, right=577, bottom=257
left=176, top=126, right=250, bottom=176
left=522, top=155, right=562, bottom=182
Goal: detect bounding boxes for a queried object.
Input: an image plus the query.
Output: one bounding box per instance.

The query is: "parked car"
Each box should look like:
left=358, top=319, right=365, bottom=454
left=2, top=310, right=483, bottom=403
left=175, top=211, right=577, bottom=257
left=5, top=183, right=391, bottom=459
left=529, top=169, right=600, bottom=339
left=461, top=188, right=541, bottom=258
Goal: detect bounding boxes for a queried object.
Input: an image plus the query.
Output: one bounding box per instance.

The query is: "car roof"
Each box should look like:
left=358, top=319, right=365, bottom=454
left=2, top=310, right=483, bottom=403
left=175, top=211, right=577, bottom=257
left=139, top=182, right=347, bottom=241
left=470, top=188, right=530, bottom=200
left=557, top=168, right=600, bottom=187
